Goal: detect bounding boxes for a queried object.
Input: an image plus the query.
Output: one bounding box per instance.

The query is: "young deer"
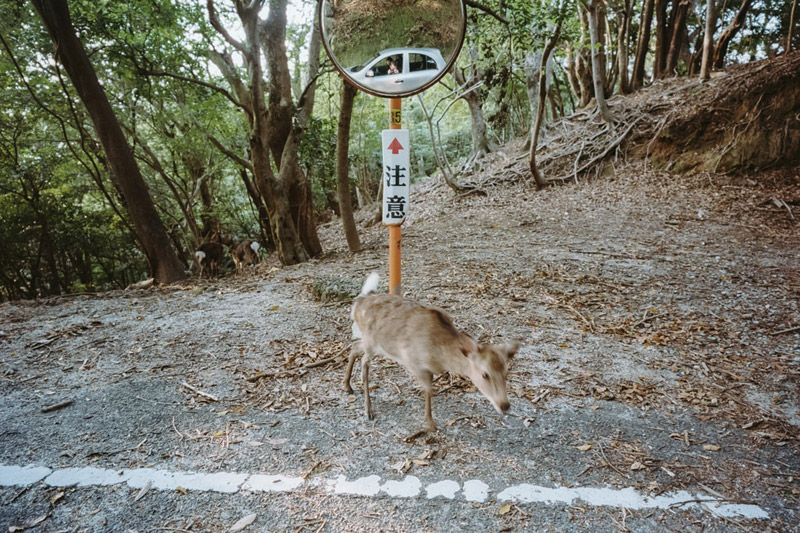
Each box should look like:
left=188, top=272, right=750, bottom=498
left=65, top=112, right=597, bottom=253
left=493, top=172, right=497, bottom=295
left=194, top=242, right=225, bottom=278
left=344, top=273, right=520, bottom=432
left=229, top=239, right=260, bottom=274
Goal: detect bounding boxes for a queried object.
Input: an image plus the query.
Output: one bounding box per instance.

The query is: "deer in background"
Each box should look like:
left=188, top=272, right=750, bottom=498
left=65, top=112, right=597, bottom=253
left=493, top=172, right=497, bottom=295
left=229, top=239, right=260, bottom=274
left=194, top=242, right=225, bottom=278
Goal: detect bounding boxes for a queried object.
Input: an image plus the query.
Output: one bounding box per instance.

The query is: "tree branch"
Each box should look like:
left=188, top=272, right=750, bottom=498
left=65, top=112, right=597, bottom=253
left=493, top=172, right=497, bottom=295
left=207, top=0, right=249, bottom=56
left=207, top=134, right=254, bottom=173
left=140, top=67, right=246, bottom=111
left=465, top=0, right=508, bottom=24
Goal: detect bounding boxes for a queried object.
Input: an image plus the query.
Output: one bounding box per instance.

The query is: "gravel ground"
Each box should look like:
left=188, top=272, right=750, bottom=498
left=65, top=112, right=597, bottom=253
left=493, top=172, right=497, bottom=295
left=1, top=161, right=798, bottom=532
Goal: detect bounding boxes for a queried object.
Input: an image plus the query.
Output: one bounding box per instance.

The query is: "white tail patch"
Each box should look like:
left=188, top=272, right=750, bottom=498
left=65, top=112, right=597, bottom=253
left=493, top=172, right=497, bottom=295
left=250, top=241, right=260, bottom=253
left=352, top=322, right=362, bottom=340
left=195, top=251, right=206, bottom=261
left=360, top=272, right=380, bottom=296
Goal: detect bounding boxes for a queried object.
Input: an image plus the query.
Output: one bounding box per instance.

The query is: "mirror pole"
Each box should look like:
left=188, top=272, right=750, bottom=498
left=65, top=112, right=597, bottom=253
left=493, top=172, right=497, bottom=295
left=389, top=98, right=402, bottom=296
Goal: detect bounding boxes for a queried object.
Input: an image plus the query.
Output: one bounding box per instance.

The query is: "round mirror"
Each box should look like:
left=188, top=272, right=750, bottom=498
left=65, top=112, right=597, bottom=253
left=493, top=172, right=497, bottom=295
left=319, top=0, right=466, bottom=98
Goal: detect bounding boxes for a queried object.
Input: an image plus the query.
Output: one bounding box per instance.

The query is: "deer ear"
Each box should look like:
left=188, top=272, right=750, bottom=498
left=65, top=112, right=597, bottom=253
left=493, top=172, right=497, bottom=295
left=460, top=335, right=478, bottom=357
left=504, top=342, right=521, bottom=360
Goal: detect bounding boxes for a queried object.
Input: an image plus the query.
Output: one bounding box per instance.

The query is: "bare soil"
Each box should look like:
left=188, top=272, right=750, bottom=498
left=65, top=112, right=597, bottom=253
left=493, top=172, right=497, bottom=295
left=1, top=151, right=798, bottom=531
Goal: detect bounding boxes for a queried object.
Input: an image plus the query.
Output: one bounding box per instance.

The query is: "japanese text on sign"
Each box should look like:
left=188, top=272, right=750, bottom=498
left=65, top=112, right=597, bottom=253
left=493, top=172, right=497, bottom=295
left=381, top=129, right=410, bottom=225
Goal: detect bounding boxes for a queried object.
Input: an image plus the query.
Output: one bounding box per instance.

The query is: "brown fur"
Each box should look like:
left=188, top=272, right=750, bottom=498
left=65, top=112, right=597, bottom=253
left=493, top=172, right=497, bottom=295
left=195, top=242, right=224, bottom=278
left=344, top=279, right=520, bottom=432
left=229, top=239, right=260, bottom=274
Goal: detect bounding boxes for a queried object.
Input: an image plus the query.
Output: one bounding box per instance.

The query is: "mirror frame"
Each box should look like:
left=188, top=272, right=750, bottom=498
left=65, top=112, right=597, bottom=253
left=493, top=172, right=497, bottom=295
left=317, top=0, right=467, bottom=99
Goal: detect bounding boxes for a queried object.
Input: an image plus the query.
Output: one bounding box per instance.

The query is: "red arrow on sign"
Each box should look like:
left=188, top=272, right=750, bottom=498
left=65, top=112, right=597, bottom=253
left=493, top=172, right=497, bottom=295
left=387, top=138, right=404, bottom=154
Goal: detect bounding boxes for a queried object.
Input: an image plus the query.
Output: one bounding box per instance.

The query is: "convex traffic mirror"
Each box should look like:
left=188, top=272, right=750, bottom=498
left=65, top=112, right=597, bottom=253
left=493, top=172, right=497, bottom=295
left=319, top=0, right=466, bottom=98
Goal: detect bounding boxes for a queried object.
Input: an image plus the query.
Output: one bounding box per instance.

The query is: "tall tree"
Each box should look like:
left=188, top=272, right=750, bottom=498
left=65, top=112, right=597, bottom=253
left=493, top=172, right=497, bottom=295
left=335, top=80, right=361, bottom=253
left=207, top=0, right=321, bottom=265
left=663, top=0, right=692, bottom=76
left=700, top=0, right=716, bottom=79
left=529, top=20, right=564, bottom=189
left=713, top=0, right=754, bottom=68
left=29, top=0, right=186, bottom=284
left=631, top=0, right=655, bottom=89
left=653, top=0, right=671, bottom=79
left=611, top=0, right=634, bottom=94
left=454, top=46, right=496, bottom=160
left=583, top=0, right=616, bottom=122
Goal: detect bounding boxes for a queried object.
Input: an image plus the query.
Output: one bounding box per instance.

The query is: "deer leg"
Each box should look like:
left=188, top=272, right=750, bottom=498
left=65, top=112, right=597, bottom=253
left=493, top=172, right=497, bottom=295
left=343, top=341, right=362, bottom=394
left=418, top=371, right=437, bottom=432
left=361, top=355, right=373, bottom=421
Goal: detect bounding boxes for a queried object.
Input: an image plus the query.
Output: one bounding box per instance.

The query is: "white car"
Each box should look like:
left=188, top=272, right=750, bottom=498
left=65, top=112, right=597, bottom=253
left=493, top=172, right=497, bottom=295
left=347, top=48, right=446, bottom=95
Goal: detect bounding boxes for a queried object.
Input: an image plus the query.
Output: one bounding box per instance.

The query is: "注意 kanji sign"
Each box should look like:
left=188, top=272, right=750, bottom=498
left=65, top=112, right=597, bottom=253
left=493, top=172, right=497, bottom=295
left=381, top=129, right=410, bottom=225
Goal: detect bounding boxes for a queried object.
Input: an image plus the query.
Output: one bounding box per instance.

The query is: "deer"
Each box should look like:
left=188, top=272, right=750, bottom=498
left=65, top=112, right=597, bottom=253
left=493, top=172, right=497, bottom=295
left=344, top=273, right=520, bottom=432
left=229, top=239, right=260, bottom=274
left=194, top=242, right=225, bottom=278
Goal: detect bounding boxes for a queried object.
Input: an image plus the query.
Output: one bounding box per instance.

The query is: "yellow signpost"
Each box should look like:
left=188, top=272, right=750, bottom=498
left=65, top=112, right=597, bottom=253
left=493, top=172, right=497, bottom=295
left=388, top=98, right=403, bottom=296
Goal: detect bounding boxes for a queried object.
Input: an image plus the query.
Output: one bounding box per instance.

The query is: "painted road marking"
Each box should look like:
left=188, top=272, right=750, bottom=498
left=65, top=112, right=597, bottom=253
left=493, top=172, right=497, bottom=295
left=0, top=463, right=769, bottom=520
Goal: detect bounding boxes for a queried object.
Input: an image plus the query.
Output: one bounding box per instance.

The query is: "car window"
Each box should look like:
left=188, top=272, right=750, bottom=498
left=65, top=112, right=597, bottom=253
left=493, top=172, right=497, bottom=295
left=372, top=54, right=403, bottom=77
left=409, top=53, right=438, bottom=72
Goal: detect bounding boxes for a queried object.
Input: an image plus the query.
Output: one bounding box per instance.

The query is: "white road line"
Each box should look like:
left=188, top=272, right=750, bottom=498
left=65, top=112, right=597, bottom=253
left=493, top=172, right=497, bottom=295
left=0, top=463, right=769, bottom=520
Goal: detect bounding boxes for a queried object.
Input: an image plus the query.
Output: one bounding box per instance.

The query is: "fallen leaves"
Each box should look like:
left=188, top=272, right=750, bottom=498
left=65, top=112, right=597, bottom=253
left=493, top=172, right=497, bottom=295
left=27, top=320, right=104, bottom=349
left=389, top=448, right=445, bottom=474
left=8, top=514, right=48, bottom=532
left=229, top=513, right=257, bottom=532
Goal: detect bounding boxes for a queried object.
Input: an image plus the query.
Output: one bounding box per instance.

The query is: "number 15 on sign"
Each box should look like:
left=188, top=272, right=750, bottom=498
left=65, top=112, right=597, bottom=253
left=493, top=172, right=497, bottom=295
left=382, top=129, right=410, bottom=225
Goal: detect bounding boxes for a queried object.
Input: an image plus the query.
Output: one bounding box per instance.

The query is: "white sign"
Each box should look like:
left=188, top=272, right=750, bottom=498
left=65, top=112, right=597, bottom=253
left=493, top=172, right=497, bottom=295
left=381, top=129, right=410, bottom=225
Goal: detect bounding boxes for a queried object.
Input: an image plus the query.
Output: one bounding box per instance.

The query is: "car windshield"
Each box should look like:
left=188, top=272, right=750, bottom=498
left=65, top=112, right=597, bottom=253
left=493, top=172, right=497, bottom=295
left=350, top=52, right=385, bottom=72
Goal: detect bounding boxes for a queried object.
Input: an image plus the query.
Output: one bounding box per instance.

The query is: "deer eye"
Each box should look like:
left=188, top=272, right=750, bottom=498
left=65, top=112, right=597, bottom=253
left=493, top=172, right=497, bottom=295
left=482, top=372, right=489, bottom=380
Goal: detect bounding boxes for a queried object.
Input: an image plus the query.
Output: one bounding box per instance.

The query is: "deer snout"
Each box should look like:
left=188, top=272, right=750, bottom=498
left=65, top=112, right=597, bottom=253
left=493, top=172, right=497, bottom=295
left=492, top=399, right=510, bottom=415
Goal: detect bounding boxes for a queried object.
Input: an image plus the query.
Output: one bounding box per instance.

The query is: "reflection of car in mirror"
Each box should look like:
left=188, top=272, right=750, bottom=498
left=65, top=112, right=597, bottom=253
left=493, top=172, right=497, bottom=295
left=347, top=48, right=445, bottom=94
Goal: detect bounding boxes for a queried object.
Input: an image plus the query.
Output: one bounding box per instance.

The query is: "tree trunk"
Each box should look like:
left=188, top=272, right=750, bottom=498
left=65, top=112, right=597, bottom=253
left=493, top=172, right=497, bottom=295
left=586, top=0, right=616, bottom=122
left=664, top=0, right=692, bottom=76
left=524, top=50, right=543, bottom=133
left=631, top=0, right=655, bottom=90
left=198, top=178, right=220, bottom=242
left=336, top=81, right=361, bottom=252
left=239, top=168, right=275, bottom=251
left=288, top=162, right=322, bottom=258
left=287, top=0, right=322, bottom=258
left=597, top=1, right=614, bottom=96
left=565, top=45, right=583, bottom=105
left=700, top=0, right=716, bottom=79
left=789, top=0, right=798, bottom=54
left=453, top=49, right=495, bottom=159
left=616, top=0, right=633, bottom=94
left=576, top=6, right=595, bottom=107
left=208, top=0, right=318, bottom=265
left=529, top=24, right=563, bottom=189
left=713, top=0, right=754, bottom=68
left=31, top=0, right=186, bottom=284
left=252, top=150, right=309, bottom=264
left=653, top=0, right=672, bottom=79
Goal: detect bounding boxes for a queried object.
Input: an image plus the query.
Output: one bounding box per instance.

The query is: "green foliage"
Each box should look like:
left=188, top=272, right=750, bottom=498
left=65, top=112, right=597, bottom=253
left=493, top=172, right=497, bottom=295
left=300, top=115, right=338, bottom=212
left=0, top=0, right=789, bottom=299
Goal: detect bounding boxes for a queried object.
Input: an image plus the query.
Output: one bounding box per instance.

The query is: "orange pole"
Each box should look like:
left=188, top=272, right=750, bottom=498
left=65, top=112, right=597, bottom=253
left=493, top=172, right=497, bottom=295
left=389, top=98, right=402, bottom=296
